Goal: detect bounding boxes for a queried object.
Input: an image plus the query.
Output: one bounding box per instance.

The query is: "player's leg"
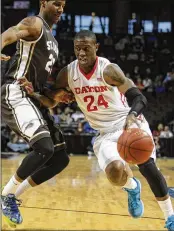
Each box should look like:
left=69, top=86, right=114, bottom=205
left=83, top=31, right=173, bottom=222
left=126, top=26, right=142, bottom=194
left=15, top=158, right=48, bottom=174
left=138, top=158, right=174, bottom=230
left=15, top=113, right=69, bottom=197
left=1, top=84, right=54, bottom=226
left=15, top=148, right=69, bottom=197
left=138, top=121, right=174, bottom=230
left=93, top=131, right=144, bottom=218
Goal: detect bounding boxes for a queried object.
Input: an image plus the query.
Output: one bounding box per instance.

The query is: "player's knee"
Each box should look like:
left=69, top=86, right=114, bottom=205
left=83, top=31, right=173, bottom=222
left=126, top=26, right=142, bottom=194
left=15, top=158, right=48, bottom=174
left=105, top=160, right=125, bottom=186
left=32, top=137, right=54, bottom=161
left=47, top=149, right=70, bottom=175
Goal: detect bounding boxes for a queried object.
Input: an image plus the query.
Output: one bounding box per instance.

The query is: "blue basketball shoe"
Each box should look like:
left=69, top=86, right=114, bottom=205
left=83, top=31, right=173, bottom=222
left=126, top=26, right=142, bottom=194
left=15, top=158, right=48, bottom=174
left=123, top=177, right=144, bottom=218
left=1, top=194, right=23, bottom=227
left=165, top=215, right=174, bottom=230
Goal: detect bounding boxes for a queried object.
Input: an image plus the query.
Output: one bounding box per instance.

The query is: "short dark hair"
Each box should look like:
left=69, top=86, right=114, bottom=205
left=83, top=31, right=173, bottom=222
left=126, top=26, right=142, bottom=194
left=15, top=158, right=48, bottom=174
left=40, top=0, right=51, bottom=6
left=74, top=30, right=97, bottom=43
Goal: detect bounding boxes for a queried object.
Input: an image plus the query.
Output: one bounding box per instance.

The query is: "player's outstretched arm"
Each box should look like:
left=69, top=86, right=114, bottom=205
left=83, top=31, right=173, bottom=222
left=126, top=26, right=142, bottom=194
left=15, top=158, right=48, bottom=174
left=19, top=77, right=58, bottom=108
left=103, top=63, right=147, bottom=128
left=1, top=16, right=42, bottom=51
left=46, top=66, right=75, bottom=102
left=55, top=66, right=69, bottom=89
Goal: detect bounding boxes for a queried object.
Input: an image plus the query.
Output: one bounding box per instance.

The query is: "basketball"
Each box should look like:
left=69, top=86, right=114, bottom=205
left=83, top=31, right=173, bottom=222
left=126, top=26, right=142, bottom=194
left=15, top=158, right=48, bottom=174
left=117, top=128, right=154, bottom=165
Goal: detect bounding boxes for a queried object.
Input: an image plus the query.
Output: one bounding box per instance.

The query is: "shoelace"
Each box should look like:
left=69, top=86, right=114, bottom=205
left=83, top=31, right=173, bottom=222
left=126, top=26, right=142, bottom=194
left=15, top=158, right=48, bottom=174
left=129, top=194, right=140, bottom=209
left=5, top=197, right=22, bottom=213
left=130, top=199, right=139, bottom=209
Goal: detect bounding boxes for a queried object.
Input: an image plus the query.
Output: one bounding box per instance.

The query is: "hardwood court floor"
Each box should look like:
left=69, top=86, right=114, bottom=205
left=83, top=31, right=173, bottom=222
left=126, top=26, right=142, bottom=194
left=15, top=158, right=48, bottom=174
left=1, top=155, right=174, bottom=230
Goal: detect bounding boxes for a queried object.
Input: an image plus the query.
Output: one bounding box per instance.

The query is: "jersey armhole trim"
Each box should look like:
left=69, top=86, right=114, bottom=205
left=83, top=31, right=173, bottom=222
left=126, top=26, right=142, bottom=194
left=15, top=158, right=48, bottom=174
left=67, top=64, right=71, bottom=90
left=20, top=28, right=43, bottom=44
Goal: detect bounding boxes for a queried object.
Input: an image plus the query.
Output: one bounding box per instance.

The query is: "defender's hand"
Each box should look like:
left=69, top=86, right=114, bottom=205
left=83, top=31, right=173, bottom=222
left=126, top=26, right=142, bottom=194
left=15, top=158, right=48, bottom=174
left=1, top=54, right=11, bottom=61
left=124, top=113, right=140, bottom=130
left=18, top=77, right=34, bottom=95
left=53, top=89, right=75, bottom=104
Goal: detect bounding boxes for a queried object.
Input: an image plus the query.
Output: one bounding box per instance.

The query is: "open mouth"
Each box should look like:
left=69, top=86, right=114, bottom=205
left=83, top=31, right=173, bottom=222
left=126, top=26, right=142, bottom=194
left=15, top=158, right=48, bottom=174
left=79, top=58, right=87, bottom=63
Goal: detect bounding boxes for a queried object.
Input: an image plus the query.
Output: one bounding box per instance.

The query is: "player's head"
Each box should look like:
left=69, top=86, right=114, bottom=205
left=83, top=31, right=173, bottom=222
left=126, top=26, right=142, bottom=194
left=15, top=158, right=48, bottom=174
left=40, top=0, right=66, bottom=24
left=74, top=30, right=99, bottom=67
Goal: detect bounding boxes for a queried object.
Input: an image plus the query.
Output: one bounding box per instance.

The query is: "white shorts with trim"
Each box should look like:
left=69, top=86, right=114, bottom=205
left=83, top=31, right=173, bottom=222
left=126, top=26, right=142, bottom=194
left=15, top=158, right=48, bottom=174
left=1, top=83, right=48, bottom=143
left=93, top=119, right=156, bottom=172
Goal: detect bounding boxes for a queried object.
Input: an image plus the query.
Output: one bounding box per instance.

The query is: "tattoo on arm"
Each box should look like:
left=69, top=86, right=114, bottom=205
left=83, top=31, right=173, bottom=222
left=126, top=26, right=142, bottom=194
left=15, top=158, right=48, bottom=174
left=11, top=26, right=26, bottom=40
left=20, top=16, right=36, bottom=27
left=105, top=64, right=125, bottom=85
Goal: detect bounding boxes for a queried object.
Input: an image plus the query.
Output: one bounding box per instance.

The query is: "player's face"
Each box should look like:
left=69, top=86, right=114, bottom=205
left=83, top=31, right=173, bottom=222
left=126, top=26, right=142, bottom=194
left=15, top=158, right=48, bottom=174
left=43, top=0, right=66, bottom=24
left=74, top=38, right=99, bottom=67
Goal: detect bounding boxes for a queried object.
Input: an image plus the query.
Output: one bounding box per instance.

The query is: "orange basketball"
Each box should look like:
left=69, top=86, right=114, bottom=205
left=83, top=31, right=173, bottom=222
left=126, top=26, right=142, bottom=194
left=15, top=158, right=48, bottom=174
left=117, top=128, right=154, bottom=165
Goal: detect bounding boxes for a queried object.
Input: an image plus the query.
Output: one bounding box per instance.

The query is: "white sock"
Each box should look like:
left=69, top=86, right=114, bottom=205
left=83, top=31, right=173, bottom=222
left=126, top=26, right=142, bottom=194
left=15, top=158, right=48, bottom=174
left=2, top=175, right=21, bottom=196
left=158, top=197, right=174, bottom=220
left=123, top=177, right=137, bottom=189
left=15, top=179, right=32, bottom=198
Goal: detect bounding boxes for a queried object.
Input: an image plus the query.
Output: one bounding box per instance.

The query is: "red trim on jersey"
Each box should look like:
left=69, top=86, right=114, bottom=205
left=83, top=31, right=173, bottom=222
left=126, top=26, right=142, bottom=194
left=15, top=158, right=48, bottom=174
left=78, top=57, right=98, bottom=80
left=120, top=92, right=127, bottom=107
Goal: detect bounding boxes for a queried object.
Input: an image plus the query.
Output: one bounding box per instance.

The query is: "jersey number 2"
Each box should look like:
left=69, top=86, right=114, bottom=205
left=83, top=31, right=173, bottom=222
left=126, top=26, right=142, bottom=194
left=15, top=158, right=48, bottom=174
left=84, top=95, right=109, bottom=112
left=45, top=54, right=55, bottom=74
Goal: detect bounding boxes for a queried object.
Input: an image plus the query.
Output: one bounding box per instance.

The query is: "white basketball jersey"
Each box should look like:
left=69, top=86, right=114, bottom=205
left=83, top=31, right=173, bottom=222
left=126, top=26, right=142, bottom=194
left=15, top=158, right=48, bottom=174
left=68, top=57, right=131, bottom=133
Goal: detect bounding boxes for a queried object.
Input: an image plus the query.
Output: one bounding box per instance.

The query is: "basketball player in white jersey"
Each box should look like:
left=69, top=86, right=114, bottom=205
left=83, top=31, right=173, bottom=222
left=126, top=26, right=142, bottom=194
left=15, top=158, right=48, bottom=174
left=20, top=30, right=174, bottom=230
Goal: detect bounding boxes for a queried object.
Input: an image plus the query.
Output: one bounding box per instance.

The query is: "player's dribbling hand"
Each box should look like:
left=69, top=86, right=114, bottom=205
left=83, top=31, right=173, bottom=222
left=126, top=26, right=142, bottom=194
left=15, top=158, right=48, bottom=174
left=1, top=54, right=11, bottom=61
left=18, top=77, right=34, bottom=95
left=124, top=113, right=140, bottom=130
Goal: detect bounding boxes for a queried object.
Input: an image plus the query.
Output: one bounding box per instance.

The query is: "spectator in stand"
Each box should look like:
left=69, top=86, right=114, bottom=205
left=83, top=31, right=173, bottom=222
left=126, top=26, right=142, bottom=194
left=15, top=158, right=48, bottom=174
left=59, top=106, right=73, bottom=124
left=155, top=81, right=165, bottom=93
left=153, top=123, right=164, bottom=137
left=135, top=78, right=144, bottom=91
left=115, top=39, right=125, bottom=51
left=77, top=120, right=97, bottom=134
left=7, top=131, right=30, bottom=153
left=132, top=66, right=140, bottom=79
left=140, top=53, right=146, bottom=62
left=160, top=126, right=173, bottom=138
left=50, top=108, right=62, bottom=124
left=127, top=51, right=138, bottom=61
left=143, top=76, right=153, bottom=92
left=71, top=109, right=85, bottom=122
left=163, top=72, right=172, bottom=85
left=163, top=71, right=174, bottom=92
left=160, top=40, right=171, bottom=55
left=83, top=121, right=97, bottom=134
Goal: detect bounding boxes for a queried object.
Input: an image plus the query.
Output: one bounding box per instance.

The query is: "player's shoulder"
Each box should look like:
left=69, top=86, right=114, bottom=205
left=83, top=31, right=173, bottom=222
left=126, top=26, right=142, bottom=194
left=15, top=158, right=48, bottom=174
left=18, top=16, right=43, bottom=33
left=98, top=56, right=111, bottom=65
left=20, top=16, right=43, bottom=27
left=97, top=57, right=111, bottom=71
left=98, top=56, right=111, bottom=67
left=68, top=59, right=78, bottom=69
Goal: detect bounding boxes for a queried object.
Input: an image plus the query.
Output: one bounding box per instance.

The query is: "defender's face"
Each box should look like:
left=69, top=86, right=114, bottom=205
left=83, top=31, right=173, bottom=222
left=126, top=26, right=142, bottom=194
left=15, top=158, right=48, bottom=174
left=74, top=38, right=98, bottom=67
left=43, top=0, right=66, bottom=24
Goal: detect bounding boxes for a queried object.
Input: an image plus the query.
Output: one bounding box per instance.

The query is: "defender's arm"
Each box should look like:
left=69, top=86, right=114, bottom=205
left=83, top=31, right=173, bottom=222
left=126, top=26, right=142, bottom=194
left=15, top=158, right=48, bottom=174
left=46, top=66, right=71, bottom=101
left=1, top=16, right=42, bottom=51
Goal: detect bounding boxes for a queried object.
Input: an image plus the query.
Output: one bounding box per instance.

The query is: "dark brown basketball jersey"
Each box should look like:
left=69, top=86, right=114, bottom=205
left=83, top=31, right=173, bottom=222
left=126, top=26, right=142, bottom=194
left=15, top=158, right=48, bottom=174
left=4, top=16, right=59, bottom=92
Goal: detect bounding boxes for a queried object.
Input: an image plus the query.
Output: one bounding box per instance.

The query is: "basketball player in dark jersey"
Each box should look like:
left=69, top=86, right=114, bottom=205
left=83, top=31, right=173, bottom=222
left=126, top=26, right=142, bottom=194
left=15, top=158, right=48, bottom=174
left=1, top=0, right=72, bottom=227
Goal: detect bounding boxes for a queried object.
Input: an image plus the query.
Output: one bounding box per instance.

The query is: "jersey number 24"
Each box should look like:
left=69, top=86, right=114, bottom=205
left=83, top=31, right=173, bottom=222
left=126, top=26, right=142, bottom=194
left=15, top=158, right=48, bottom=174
left=84, top=95, right=109, bottom=112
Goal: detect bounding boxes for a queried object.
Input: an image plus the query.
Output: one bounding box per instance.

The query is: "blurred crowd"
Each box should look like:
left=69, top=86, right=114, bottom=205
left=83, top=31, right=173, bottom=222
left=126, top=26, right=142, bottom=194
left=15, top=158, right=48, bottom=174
left=1, top=33, right=174, bottom=155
